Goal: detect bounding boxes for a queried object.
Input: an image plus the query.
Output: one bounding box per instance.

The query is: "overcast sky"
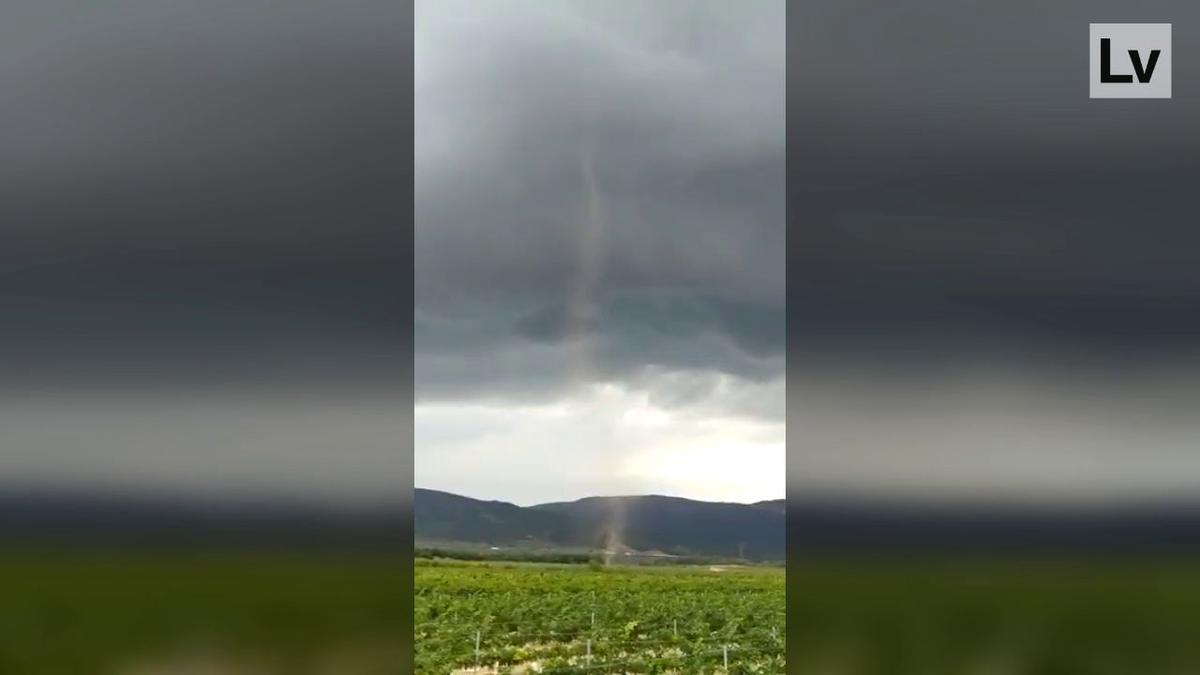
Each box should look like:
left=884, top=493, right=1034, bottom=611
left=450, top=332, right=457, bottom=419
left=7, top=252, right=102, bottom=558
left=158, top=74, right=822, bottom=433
left=0, top=1, right=409, bottom=506
left=415, top=1, right=785, bottom=505
left=791, top=0, right=1200, bottom=505
left=9, top=1, right=1196, bottom=509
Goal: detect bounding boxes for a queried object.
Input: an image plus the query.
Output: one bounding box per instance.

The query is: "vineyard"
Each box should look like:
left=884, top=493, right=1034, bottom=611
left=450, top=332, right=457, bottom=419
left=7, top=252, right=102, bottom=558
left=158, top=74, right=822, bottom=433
left=414, top=559, right=785, bottom=674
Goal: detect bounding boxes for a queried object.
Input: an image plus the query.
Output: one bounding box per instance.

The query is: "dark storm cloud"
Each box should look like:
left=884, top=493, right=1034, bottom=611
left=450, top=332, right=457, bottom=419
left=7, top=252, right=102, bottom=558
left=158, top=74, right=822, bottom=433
left=787, top=0, right=1200, bottom=503
left=792, top=0, right=1200, bottom=368
left=1, top=0, right=409, bottom=389
left=416, top=1, right=784, bottom=405
left=0, top=1, right=412, bottom=504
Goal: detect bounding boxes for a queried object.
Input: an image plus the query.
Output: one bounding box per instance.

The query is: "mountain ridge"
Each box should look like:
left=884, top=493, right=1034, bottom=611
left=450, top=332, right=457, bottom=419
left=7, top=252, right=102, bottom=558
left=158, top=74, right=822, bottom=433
left=414, top=488, right=785, bottom=561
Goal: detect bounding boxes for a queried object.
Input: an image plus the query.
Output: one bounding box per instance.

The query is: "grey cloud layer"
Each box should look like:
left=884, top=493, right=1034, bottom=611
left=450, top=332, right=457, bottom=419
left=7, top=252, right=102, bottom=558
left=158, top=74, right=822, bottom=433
left=789, top=0, right=1200, bottom=502
left=792, top=0, right=1200, bottom=368
left=2, top=0, right=409, bottom=389
left=416, top=0, right=784, bottom=407
left=0, top=1, right=411, bottom=502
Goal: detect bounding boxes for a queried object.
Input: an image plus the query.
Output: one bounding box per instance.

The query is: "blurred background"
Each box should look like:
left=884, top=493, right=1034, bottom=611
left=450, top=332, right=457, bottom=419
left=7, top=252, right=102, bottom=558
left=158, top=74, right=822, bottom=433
left=0, top=2, right=411, bottom=673
left=790, top=1, right=1200, bottom=673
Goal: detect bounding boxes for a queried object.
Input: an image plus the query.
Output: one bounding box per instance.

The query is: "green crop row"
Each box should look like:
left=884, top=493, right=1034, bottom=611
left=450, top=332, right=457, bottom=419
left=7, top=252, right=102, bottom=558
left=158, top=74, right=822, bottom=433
left=415, top=559, right=786, bottom=674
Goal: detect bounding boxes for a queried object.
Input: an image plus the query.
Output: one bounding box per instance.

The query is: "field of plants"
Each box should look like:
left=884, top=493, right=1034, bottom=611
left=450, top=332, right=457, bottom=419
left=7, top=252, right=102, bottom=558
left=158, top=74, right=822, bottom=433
left=418, top=557, right=1200, bottom=675
left=786, top=559, right=1200, bottom=675
left=9, top=549, right=1200, bottom=674
left=414, top=559, right=786, bottom=674
left=0, top=548, right=410, bottom=674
